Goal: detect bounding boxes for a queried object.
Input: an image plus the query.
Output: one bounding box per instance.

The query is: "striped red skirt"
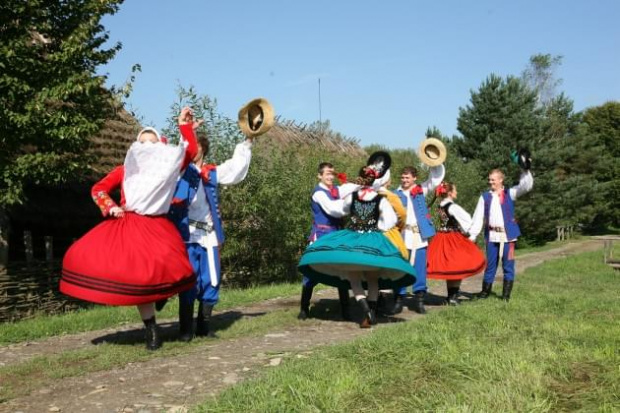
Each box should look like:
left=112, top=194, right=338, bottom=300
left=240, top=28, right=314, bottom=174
left=60, top=212, right=194, bottom=305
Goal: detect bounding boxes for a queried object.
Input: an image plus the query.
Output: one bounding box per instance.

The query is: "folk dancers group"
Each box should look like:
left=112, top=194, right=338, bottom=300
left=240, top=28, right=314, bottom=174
left=60, top=99, right=533, bottom=347
left=297, top=141, right=533, bottom=328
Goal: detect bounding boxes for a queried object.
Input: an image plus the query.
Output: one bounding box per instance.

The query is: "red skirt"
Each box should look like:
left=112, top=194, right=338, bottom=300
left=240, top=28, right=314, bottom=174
left=427, top=232, right=486, bottom=280
left=60, top=212, right=194, bottom=305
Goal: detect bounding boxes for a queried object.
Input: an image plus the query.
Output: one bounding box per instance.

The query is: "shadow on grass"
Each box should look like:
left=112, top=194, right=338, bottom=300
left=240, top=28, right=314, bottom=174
left=90, top=309, right=267, bottom=346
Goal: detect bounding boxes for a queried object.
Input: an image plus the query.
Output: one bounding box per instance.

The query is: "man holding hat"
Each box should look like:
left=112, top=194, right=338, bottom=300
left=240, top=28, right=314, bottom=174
left=468, top=150, right=533, bottom=301
left=168, top=98, right=274, bottom=341
left=390, top=138, right=446, bottom=315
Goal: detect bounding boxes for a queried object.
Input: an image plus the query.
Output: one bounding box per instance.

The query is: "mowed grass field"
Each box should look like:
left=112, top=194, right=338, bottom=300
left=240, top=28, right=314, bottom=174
left=196, top=250, right=620, bottom=412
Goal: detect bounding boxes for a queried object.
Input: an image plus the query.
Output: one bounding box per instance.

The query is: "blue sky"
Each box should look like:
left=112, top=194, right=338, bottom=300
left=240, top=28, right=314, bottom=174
left=100, top=0, right=620, bottom=149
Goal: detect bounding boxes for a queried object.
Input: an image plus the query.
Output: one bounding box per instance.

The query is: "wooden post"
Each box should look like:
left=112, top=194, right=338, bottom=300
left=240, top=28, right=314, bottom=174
left=45, top=236, right=53, bottom=262
left=0, top=209, right=8, bottom=272
left=24, top=230, right=34, bottom=265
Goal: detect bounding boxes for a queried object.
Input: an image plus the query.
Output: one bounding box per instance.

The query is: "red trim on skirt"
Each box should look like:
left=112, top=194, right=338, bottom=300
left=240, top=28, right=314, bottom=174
left=60, top=212, right=194, bottom=305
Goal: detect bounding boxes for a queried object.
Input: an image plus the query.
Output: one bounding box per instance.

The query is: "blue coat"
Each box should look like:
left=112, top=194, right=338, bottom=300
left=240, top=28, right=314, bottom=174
left=394, top=187, right=436, bottom=241
left=169, top=164, right=225, bottom=245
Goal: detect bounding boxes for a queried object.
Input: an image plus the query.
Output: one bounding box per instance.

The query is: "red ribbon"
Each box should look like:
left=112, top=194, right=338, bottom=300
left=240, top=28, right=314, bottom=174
left=200, top=164, right=217, bottom=182
left=410, top=185, right=424, bottom=197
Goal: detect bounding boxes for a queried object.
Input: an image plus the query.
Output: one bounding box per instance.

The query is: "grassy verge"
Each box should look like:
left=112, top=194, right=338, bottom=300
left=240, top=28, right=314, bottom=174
left=0, top=282, right=315, bottom=345
left=196, top=250, right=620, bottom=412
left=0, top=308, right=309, bottom=402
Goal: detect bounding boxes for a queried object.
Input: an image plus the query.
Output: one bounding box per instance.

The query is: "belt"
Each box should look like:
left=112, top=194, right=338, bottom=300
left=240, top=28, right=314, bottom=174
left=488, top=226, right=505, bottom=233
left=189, top=219, right=214, bottom=232
left=404, top=224, right=420, bottom=233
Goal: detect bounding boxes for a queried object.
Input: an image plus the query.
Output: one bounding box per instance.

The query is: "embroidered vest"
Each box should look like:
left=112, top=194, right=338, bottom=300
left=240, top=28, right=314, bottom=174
left=309, top=185, right=343, bottom=241
left=348, top=192, right=381, bottom=233
left=438, top=202, right=461, bottom=232
left=169, top=164, right=225, bottom=244
left=395, top=188, right=436, bottom=240
left=482, top=189, right=521, bottom=241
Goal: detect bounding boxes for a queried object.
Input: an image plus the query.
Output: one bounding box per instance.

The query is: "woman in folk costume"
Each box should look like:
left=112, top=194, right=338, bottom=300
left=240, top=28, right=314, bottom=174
left=299, top=151, right=416, bottom=328
left=60, top=107, right=200, bottom=350
left=426, top=181, right=486, bottom=305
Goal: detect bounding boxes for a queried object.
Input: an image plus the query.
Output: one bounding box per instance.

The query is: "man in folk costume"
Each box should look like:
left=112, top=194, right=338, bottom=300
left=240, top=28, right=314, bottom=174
left=298, top=162, right=353, bottom=321
left=168, top=98, right=274, bottom=341
left=468, top=149, right=533, bottom=301
left=391, top=138, right=446, bottom=315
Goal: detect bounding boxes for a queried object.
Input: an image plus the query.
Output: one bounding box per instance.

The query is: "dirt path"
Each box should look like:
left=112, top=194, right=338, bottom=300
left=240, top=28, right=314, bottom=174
left=0, top=240, right=602, bottom=413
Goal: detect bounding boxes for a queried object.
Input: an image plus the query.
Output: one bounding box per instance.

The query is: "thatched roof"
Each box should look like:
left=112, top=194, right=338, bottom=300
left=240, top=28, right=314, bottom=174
left=263, top=117, right=366, bottom=157
left=87, top=107, right=141, bottom=177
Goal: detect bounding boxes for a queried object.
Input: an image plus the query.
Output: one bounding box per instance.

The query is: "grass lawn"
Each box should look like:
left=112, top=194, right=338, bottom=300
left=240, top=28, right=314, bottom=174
left=0, top=282, right=313, bottom=344
left=196, top=250, right=620, bottom=412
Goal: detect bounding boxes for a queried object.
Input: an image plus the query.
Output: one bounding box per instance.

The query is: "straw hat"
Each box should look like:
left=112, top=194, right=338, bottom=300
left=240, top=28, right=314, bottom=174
left=418, top=138, right=447, bottom=167
left=238, top=98, right=275, bottom=138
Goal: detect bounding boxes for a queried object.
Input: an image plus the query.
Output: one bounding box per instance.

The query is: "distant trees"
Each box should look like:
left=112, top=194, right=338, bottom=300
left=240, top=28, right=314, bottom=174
left=451, top=54, right=620, bottom=244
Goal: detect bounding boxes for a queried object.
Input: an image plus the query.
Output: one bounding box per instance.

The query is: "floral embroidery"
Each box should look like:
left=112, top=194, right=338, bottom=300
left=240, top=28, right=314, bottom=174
left=92, top=191, right=118, bottom=216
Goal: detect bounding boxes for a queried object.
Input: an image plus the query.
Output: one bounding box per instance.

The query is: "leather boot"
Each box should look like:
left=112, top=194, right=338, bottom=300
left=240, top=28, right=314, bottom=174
left=390, top=294, right=405, bottom=315
left=367, top=301, right=378, bottom=325
left=337, top=287, right=351, bottom=321
left=446, top=287, right=460, bottom=306
left=143, top=316, right=161, bottom=351
left=357, top=298, right=373, bottom=328
left=297, top=285, right=313, bottom=320
left=178, top=300, right=195, bottom=342
left=155, top=298, right=168, bottom=312
left=478, top=282, right=493, bottom=299
left=502, top=280, right=514, bottom=301
left=196, top=302, right=215, bottom=337
left=412, top=291, right=427, bottom=314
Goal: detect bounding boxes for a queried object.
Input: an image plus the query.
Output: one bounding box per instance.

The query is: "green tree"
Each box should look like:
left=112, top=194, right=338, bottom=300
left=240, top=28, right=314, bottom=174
left=0, top=0, right=124, bottom=268
left=453, top=74, right=542, bottom=176
left=581, top=101, right=620, bottom=227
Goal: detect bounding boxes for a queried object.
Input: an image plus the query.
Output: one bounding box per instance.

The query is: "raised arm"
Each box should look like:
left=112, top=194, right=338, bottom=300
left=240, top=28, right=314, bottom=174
left=216, top=139, right=253, bottom=185
left=509, top=170, right=533, bottom=200
left=178, top=107, right=200, bottom=171
left=420, top=164, right=446, bottom=196
left=91, top=165, right=124, bottom=217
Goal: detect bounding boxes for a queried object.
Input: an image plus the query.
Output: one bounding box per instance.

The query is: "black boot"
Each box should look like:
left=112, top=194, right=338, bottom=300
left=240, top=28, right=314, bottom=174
left=178, top=301, right=195, bottom=342
left=390, top=294, right=405, bottom=315
left=337, top=287, right=351, bottom=321
left=298, top=285, right=314, bottom=320
left=155, top=298, right=168, bottom=312
left=143, top=316, right=162, bottom=351
left=446, top=287, right=460, bottom=306
left=412, top=291, right=427, bottom=314
left=196, top=302, right=216, bottom=337
left=357, top=298, right=373, bottom=328
left=367, top=301, right=378, bottom=325
left=502, top=280, right=514, bottom=301
left=478, top=282, right=493, bottom=299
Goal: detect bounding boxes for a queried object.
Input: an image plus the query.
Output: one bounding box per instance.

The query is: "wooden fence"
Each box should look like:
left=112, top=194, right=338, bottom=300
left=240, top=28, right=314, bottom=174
left=0, top=231, right=89, bottom=322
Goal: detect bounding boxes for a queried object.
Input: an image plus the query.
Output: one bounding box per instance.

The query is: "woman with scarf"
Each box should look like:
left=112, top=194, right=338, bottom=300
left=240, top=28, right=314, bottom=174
left=60, top=107, right=200, bottom=350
